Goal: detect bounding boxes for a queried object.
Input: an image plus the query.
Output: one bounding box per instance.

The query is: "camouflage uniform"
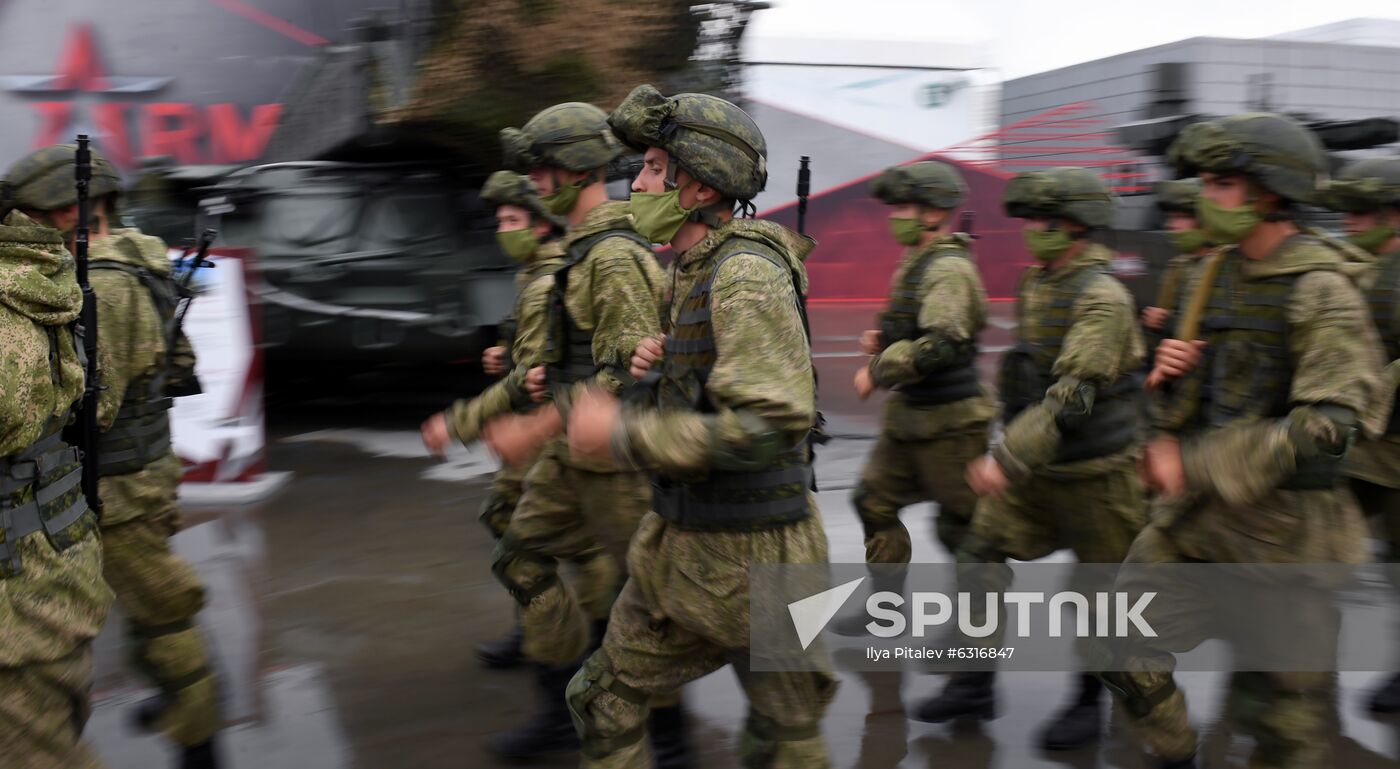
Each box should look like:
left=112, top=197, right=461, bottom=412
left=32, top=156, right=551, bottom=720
left=915, top=168, right=1148, bottom=752
left=855, top=163, right=994, bottom=568
left=562, top=84, right=836, bottom=769
left=1323, top=157, right=1400, bottom=712
left=487, top=104, right=671, bottom=761
left=492, top=198, right=664, bottom=665
left=0, top=209, right=112, bottom=769
left=7, top=145, right=220, bottom=757
left=1102, top=114, right=1390, bottom=769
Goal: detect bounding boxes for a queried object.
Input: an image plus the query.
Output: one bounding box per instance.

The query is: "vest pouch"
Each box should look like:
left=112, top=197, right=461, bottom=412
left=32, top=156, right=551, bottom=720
left=998, top=341, right=1047, bottom=422
left=1208, top=339, right=1289, bottom=428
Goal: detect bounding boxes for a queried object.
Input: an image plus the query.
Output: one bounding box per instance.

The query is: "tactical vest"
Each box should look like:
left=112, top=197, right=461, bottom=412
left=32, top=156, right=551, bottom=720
left=1370, top=250, right=1400, bottom=435
left=1, top=333, right=94, bottom=578
left=546, top=229, right=655, bottom=386
left=89, top=260, right=181, bottom=475
left=998, top=266, right=1143, bottom=463
left=877, top=244, right=981, bottom=405
left=1191, top=249, right=1340, bottom=488
left=652, top=238, right=814, bottom=532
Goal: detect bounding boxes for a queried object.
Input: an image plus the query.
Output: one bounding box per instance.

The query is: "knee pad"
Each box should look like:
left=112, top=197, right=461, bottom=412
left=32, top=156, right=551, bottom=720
left=1099, top=670, right=1177, bottom=720
left=565, top=651, right=648, bottom=759
left=478, top=493, right=515, bottom=538
left=128, top=620, right=214, bottom=699
left=491, top=533, right=559, bottom=607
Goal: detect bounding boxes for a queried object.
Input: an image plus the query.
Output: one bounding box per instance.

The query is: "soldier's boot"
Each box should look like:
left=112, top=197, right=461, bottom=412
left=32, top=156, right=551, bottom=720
left=476, top=622, right=525, bottom=669
left=1156, top=755, right=1197, bottom=769
left=180, top=738, right=220, bottom=769
left=487, top=662, right=581, bottom=759
left=911, top=671, right=997, bottom=723
left=648, top=705, right=694, bottom=769
left=833, top=570, right=906, bottom=637
left=1038, top=674, right=1104, bottom=751
left=1367, top=673, right=1400, bottom=713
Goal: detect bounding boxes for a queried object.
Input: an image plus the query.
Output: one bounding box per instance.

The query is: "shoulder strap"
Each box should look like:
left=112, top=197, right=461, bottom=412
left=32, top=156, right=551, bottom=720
left=566, top=228, right=653, bottom=265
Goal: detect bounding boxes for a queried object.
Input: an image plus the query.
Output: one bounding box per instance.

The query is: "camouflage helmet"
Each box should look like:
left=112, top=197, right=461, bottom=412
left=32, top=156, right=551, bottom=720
left=479, top=170, right=567, bottom=230
left=1002, top=167, right=1114, bottom=229
left=1167, top=113, right=1327, bottom=205
left=609, top=84, right=767, bottom=202
left=1319, top=157, right=1400, bottom=214
left=1155, top=178, right=1202, bottom=214
left=871, top=161, right=967, bottom=209
left=4, top=143, right=122, bottom=211
left=499, top=102, right=623, bottom=173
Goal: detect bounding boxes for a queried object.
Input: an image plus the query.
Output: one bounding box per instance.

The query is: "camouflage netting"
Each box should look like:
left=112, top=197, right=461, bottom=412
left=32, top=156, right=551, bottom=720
left=383, top=0, right=700, bottom=175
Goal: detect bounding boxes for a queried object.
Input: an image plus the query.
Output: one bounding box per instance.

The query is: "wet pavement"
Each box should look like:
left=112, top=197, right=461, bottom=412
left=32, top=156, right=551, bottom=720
left=88, top=304, right=1400, bottom=769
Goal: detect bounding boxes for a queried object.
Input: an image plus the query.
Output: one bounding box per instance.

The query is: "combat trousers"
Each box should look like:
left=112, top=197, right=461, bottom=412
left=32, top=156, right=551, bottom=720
left=1101, top=525, right=1337, bottom=768
left=957, top=455, right=1147, bottom=657
left=566, top=508, right=837, bottom=769
left=0, top=645, right=105, bottom=769
left=852, top=425, right=987, bottom=563
left=101, top=506, right=219, bottom=748
left=493, top=439, right=649, bottom=666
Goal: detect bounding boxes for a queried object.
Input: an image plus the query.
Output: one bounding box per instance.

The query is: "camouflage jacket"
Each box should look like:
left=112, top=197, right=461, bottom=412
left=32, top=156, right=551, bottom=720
left=995, top=243, right=1147, bottom=480
left=1345, top=244, right=1400, bottom=490
left=447, top=241, right=566, bottom=445
left=90, top=229, right=196, bottom=525
left=0, top=210, right=109, bottom=665
left=1158, top=235, right=1388, bottom=564
left=552, top=200, right=665, bottom=409
left=613, top=219, right=816, bottom=475
left=870, top=234, right=995, bottom=439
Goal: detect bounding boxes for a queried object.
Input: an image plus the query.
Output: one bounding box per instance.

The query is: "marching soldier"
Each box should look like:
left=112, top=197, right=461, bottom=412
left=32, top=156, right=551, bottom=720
left=1106, top=113, right=1388, bottom=769
left=561, top=83, right=837, bottom=769
left=1142, top=178, right=1213, bottom=335
left=914, top=167, right=1148, bottom=753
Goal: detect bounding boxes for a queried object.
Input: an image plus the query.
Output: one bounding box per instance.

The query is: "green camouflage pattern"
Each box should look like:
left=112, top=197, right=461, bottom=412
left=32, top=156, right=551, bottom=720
left=5, top=144, right=121, bottom=212
left=857, top=235, right=993, bottom=560
left=1155, top=178, right=1202, bottom=214
left=957, top=455, right=1146, bottom=663
left=870, top=161, right=967, bottom=210
left=480, top=170, right=568, bottom=230
left=996, top=244, right=1146, bottom=477
left=854, top=428, right=988, bottom=561
left=494, top=438, right=646, bottom=665
left=869, top=235, right=997, bottom=428
left=551, top=201, right=666, bottom=447
left=500, top=102, right=622, bottom=173
left=609, top=85, right=768, bottom=201
left=0, top=209, right=111, bottom=766
left=1002, top=167, right=1114, bottom=229
left=1107, top=525, right=1336, bottom=767
left=102, top=501, right=219, bottom=747
left=1322, top=157, right=1400, bottom=213
left=1152, top=252, right=1208, bottom=321
left=0, top=646, right=107, bottom=769
left=568, top=509, right=836, bottom=769
left=83, top=227, right=218, bottom=745
left=1168, top=113, right=1328, bottom=205
left=446, top=241, right=566, bottom=445
left=572, top=218, right=833, bottom=766
left=614, top=219, right=815, bottom=474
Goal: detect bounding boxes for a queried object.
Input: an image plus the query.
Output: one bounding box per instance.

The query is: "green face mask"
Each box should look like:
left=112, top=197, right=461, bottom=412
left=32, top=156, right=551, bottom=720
left=1347, top=224, right=1396, bottom=255
left=1196, top=195, right=1260, bottom=245
left=1023, top=227, right=1075, bottom=262
left=629, top=188, right=699, bottom=244
left=496, top=228, right=539, bottom=262
left=889, top=217, right=925, bottom=246
left=540, top=180, right=584, bottom=216
left=1169, top=228, right=1211, bottom=254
